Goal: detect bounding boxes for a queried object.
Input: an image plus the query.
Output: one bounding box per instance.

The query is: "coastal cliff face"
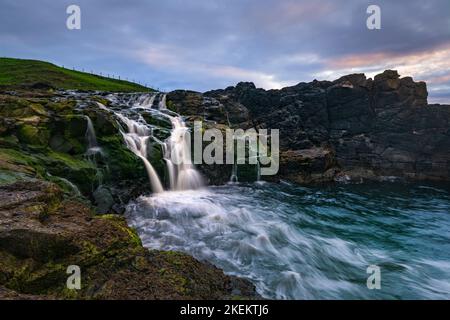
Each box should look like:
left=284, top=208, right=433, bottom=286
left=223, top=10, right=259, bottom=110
left=168, top=70, right=450, bottom=184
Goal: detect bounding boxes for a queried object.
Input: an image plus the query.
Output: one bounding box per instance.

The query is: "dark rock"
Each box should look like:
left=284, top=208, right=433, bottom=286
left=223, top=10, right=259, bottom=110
left=193, top=70, right=450, bottom=183
left=93, top=186, right=114, bottom=214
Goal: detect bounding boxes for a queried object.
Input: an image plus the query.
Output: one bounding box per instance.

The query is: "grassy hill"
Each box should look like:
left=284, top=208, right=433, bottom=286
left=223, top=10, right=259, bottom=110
left=0, top=57, right=152, bottom=92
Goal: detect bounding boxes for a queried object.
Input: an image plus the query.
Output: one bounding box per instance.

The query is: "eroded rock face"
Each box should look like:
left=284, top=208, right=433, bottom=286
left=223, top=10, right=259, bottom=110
left=0, top=91, right=150, bottom=213
left=0, top=180, right=258, bottom=300
left=167, top=70, right=449, bottom=184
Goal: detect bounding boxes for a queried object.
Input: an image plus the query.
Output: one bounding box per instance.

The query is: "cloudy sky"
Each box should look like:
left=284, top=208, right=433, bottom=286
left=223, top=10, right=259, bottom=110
left=1, top=0, right=450, bottom=102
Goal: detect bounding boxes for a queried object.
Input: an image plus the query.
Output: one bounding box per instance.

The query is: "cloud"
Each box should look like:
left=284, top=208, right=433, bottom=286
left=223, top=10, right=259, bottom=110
left=310, top=43, right=450, bottom=103
left=327, top=43, right=450, bottom=78
left=134, top=44, right=291, bottom=89
left=0, top=0, right=449, bottom=101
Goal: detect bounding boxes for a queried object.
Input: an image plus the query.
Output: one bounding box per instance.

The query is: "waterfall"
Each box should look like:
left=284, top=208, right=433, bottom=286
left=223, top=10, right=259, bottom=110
left=164, top=116, right=204, bottom=190
left=116, top=113, right=164, bottom=193
left=230, top=163, right=238, bottom=183
left=134, top=93, right=156, bottom=109
left=256, top=161, right=261, bottom=182
left=102, top=92, right=204, bottom=193
left=85, top=115, right=102, bottom=154
left=157, top=94, right=204, bottom=190
left=158, top=94, right=167, bottom=110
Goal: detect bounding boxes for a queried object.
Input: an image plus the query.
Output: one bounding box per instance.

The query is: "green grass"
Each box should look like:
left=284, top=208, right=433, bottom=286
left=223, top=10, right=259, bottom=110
left=0, top=57, right=152, bottom=92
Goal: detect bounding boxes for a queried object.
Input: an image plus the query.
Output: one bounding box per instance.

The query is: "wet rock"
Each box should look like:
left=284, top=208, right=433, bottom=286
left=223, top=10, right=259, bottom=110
left=93, top=186, right=114, bottom=214
left=0, top=180, right=259, bottom=299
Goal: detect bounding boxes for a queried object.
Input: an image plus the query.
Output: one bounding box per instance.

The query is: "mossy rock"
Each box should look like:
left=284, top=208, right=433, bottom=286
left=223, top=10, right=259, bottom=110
left=65, top=115, right=87, bottom=138
left=147, top=141, right=166, bottom=180
left=17, top=124, right=50, bottom=146
left=83, top=108, right=119, bottom=137
left=99, top=135, right=146, bottom=181
left=36, top=151, right=99, bottom=195
left=142, top=112, right=172, bottom=129
left=48, top=115, right=88, bottom=154
left=0, top=148, right=36, bottom=174
left=0, top=98, right=48, bottom=119
left=45, top=100, right=76, bottom=114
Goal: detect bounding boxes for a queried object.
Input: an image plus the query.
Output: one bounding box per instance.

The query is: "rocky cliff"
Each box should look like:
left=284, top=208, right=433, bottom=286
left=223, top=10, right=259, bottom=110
left=168, top=70, right=450, bottom=184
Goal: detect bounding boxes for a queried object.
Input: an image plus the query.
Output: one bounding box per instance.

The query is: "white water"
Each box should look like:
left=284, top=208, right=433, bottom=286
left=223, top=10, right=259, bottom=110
left=103, top=93, right=204, bottom=192
left=85, top=115, right=102, bottom=154
left=126, top=182, right=450, bottom=300
left=116, top=112, right=165, bottom=193
left=134, top=93, right=156, bottom=109
left=230, top=163, right=238, bottom=183
left=163, top=116, right=204, bottom=190
left=158, top=93, right=167, bottom=110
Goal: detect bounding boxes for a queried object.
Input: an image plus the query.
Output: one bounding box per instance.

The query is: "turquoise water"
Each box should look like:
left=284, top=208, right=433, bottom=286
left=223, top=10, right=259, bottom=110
left=126, top=181, right=450, bottom=299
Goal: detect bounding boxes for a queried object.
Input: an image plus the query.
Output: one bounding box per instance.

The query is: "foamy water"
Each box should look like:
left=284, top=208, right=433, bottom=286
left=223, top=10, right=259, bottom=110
left=126, top=182, right=450, bottom=299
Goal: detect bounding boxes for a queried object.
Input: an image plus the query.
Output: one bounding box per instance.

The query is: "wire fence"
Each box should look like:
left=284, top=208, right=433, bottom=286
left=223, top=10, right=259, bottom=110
left=59, top=64, right=157, bottom=89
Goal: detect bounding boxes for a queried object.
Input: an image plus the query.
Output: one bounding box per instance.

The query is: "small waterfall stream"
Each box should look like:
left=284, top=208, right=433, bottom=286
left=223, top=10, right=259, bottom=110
left=230, top=163, right=238, bottom=183
left=85, top=115, right=102, bottom=154
left=158, top=93, right=167, bottom=110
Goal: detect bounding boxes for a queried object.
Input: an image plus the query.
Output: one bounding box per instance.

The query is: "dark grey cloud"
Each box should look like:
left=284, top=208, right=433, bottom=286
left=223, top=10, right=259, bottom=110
left=1, top=0, right=449, bottom=102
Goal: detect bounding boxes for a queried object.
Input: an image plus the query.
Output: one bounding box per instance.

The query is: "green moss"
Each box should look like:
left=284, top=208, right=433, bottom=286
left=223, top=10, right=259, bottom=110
left=96, top=215, right=143, bottom=247
left=118, top=225, right=142, bottom=247
left=96, top=214, right=121, bottom=220
left=99, top=135, right=145, bottom=181
left=36, top=150, right=98, bottom=195
left=60, top=287, right=80, bottom=299
left=45, top=174, right=83, bottom=198
left=92, top=96, right=110, bottom=106
left=17, top=124, right=40, bottom=145
left=159, top=251, right=185, bottom=267
left=28, top=103, right=48, bottom=116
left=166, top=99, right=176, bottom=112
left=0, top=135, right=20, bottom=148
left=6, top=260, right=67, bottom=295
left=46, top=100, right=76, bottom=113
left=0, top=148, right=37, bottom=175
left=81, top=241, right=100, bottom=256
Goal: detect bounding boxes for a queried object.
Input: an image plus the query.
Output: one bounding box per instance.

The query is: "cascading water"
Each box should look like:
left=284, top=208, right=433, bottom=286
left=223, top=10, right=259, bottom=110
left=85, top=115, right=102, bottom=154
left=155, top=94, right=203, bottom=190
left=101, top=92, right=204, bottom=192
left=163, top=116, right=204, bottom=190
left=115, top=112, right=164, bottom=193
left=230, top=163, right=238, bottom=183
left=256, top=161, right=261, bottom=182
left=134, top=93, right=156, bottom=109
left=158, top=93, right=167, bottom=110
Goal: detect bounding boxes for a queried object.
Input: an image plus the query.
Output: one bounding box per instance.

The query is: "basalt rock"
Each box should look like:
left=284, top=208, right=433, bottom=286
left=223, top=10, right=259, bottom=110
left=192, top=70, right=450, bottom=183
